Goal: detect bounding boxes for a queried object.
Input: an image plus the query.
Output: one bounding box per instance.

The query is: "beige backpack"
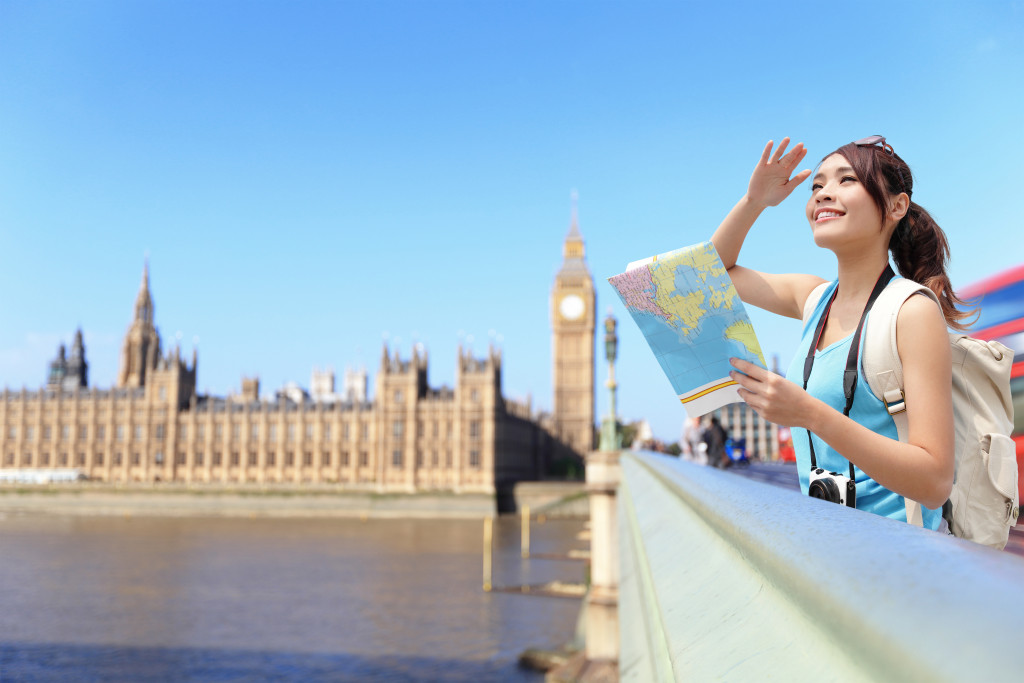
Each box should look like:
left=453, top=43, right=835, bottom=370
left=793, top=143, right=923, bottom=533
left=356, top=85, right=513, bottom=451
left=805, top=278, right=1019, bottom=548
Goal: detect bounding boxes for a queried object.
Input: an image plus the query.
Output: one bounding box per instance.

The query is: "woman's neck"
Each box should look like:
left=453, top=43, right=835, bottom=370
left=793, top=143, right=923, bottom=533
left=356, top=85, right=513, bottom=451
left=834, top=249, right=891, bottom=307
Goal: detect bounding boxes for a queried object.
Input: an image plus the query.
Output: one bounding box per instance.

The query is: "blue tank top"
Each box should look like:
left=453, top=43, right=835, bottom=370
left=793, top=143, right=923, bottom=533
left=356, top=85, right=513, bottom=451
left=784, top=280, right=942, bottom=530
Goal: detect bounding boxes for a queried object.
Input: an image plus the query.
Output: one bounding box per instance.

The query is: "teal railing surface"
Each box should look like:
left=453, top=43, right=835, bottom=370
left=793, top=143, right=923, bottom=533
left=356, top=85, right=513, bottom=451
left=619, top=451, right=1024, bottom=682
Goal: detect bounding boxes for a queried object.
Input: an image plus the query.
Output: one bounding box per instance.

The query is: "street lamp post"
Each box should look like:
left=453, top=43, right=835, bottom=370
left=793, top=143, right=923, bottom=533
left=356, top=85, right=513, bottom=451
left=599, top=312, right=621, bottom=452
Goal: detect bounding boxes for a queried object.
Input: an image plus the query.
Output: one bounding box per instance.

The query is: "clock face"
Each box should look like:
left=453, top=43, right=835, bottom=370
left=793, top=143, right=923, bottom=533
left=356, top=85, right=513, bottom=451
left=559, top=294, right=586, bottom=321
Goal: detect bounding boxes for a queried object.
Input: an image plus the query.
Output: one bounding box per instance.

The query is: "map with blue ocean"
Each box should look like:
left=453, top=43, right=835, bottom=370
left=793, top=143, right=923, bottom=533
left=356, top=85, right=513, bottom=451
left=608, top=241, right=767, bottom=417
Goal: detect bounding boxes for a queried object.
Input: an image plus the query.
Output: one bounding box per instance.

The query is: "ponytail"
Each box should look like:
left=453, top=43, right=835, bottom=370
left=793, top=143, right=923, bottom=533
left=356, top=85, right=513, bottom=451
left=889, top=202, right=977, bottom=331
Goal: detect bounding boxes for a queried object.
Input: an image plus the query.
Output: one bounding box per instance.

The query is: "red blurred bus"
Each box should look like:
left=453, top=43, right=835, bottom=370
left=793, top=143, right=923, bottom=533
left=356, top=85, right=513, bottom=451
left=959, top=264, right=1024, bottom=504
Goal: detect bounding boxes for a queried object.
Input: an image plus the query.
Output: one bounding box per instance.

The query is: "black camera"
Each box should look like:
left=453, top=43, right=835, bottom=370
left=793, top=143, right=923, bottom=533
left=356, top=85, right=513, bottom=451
left=808, top=468, right=857, bottom=508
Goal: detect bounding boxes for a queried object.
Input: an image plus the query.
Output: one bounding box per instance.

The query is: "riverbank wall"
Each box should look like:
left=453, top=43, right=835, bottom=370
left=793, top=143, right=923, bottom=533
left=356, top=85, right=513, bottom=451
left=0, top=481, right=588, bottom=519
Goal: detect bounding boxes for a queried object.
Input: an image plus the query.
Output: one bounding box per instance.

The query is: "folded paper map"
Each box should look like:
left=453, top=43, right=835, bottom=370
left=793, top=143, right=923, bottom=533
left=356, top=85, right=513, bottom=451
left=608, top=241, right=766, bottom=418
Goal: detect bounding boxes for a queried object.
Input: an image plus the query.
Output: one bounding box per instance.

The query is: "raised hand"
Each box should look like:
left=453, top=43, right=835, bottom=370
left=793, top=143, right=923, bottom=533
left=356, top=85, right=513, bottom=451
left=746, top=138, right=812, bottom=209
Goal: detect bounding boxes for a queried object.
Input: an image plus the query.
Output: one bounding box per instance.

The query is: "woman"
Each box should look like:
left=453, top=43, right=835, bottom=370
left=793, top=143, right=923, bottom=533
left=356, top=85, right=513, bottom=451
left=713, top=136, right=969, bottom=529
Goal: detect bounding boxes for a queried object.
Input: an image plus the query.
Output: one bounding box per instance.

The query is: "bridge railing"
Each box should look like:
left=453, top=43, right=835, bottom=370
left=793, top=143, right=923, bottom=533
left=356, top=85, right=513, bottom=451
left=618, top=451, right=1024, bottom=682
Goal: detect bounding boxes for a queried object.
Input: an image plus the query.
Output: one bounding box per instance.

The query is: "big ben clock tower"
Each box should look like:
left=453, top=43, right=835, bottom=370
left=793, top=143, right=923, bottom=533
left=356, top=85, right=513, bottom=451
left=551, top=199, right=596, bottom=453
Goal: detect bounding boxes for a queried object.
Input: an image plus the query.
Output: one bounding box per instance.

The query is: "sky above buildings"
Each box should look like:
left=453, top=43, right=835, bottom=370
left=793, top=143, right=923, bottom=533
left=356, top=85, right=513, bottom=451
left=1, top=1, right=1022, bottom=442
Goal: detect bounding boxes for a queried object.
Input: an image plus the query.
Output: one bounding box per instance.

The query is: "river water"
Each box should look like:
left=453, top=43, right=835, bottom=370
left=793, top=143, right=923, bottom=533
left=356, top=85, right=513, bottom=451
left=0, top=514, right=587, bottom=681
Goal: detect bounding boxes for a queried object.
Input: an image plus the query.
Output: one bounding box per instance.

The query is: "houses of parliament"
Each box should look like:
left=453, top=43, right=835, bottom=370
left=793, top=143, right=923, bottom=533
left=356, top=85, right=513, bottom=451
left=0, top=217, right=597, bottom=493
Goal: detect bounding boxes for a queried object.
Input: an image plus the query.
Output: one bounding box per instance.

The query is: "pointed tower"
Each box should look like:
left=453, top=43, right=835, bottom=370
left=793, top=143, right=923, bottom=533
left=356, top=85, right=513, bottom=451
left=117, top=260, right=162, bottom=388
left=551, top=193, right=596, bottom=453
left=64, top=328, right=88, bottom=390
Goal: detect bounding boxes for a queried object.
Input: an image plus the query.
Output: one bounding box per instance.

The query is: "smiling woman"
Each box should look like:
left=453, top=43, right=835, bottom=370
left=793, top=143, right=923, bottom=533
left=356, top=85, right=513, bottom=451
left=707, top=136, right=979, bottom=534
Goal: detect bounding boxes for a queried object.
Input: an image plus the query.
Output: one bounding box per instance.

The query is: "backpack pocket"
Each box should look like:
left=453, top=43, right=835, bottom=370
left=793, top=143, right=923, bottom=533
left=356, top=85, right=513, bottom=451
left=984, top=433, right=1019, bottom=505
left=953, top=433, right=1019, bottom=548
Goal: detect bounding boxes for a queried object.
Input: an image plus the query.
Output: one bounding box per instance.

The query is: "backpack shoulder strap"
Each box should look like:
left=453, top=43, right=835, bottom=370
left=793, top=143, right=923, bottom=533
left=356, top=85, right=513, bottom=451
left=861, top=277, right=942, bottom=528
left=861, top=278, right=941, bottom=427
left=802, top=281, right=832, bottom=325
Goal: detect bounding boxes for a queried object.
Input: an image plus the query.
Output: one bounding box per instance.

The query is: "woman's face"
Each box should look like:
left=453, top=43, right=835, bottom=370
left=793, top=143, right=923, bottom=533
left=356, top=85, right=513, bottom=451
left=805, top=153, right=884, bottom=250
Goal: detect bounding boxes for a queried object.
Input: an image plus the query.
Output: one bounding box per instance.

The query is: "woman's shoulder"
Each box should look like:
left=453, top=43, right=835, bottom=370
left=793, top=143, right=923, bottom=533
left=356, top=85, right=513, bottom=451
left=896, top=287, right=945, bottom=325
left=799, top=277, right=835, bottom=324
left=895, top=289, right=950, bottom=361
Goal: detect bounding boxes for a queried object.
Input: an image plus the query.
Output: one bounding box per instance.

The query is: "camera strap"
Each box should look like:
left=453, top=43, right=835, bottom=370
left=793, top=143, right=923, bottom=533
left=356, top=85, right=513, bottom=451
left=802, top=264, right=896, bottom=479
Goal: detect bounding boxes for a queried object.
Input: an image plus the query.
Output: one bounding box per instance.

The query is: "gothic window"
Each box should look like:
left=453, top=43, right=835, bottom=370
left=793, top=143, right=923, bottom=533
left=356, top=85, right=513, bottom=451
left=303, top=452, right=312, bottom=466
left=469, top=450, right=481, bottom=468
left=360, top=451, right=369, bottom=467
left=116, top=426, right=123, bottom=442
left=5, top=427, right=15, bottom=441
left=26, top=427, right=34, bottom=441
left=322, top=451, right=331, bottom=466
left=155, top=425, right=165, bottom=441
left=155, top=452, right=164, bottom=465
left=392, top=420, right=403, bottom=438
left=266, top=451, right=274, bottom=466
left=269, top=425, right=277, bottom=441
left=41, top=452, right=50, bottom=465
left=432, top=451, right=438, bottom=466
left=114, top=452, right=122, bottom=466
left=362, top=423, right=369, bottom=440
left=432, top=422, right=438, bottom=437
left=134, top=425, right=143, bottom=441
left=230, top=452, right=240, bottom=466
left=445, top=450, right=452, bottom=467
left=248, top=451, right=257, bottom=466
left=76, top=453, right=85, bottom=466
left=392, top=449, right=402, bottom=467
left=394, top=389, right=403, bottom=403
left=95, top=452, right=104, bottom=465
left=342, top=451, right=349, bottom=466
left=343, top=423, right=350, bottom=440
left=232, top=423, right=241, bottom=440
left=216, top=424, right=223, bottom=438
left=176, top=452, right=186, bottom=465
left=324, top=425, right=331, bottom=441
left=79, top=426, right=88, bottom=440
left=469, top=421, right=480, bottom=440
left=305, top=424, right=313, bottom=440
left=132, top=453, right=140, bottom=465
left=62, top=425, right=70, bottom=441
left=471, top=389, right=479, bottom=402
left=285, top=452, right=294, bottom=466
left=251, top=424, right=259, bottom=439
left=287, top=425, right=295, bottom=442
left=416, top=450, right=424, bottom=466
left=213, top=452, right=222, bottom=466
left=4, top=452, right=12, bottom=465
left=96, top=426, right=105, bottom=440
left=198, top=424, right=205, bottom=439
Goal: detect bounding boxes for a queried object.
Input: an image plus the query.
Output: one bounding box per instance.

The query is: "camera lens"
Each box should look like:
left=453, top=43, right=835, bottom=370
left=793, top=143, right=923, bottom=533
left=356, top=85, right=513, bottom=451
left=809, top=477, right=841, bottom=503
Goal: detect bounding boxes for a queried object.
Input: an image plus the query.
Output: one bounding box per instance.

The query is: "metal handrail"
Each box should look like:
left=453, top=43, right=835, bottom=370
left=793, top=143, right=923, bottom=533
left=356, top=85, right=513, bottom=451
left=619, top=451, right=1024, bottom=682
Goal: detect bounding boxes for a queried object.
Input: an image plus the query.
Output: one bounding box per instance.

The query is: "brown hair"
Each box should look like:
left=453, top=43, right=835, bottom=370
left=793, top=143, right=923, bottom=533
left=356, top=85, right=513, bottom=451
left=829, top=142, right=975, bottom=330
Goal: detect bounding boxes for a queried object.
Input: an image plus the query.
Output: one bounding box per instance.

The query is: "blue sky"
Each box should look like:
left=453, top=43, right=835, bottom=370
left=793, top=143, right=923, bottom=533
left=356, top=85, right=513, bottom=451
left=1, top=1, right=1022, bottom=442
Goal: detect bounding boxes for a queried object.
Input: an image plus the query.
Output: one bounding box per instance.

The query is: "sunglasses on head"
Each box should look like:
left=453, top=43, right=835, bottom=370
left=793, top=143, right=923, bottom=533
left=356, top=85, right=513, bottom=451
left=854, top=135, right=908, bottom=193
left=854, top=135, right=895, bottom=155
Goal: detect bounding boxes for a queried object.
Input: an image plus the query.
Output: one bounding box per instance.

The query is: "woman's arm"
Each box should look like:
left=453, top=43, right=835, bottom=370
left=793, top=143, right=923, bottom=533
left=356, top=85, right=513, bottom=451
left=728, top=295, right=955, bottom=508
left=711, top=139, right=823, bottom=320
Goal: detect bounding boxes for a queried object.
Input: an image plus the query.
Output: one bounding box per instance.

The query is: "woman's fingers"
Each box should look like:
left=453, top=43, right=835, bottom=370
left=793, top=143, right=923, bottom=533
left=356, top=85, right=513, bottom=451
left=729, top=357, right=766, bottom=379
left=771, top=137, right=791, bottom=163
